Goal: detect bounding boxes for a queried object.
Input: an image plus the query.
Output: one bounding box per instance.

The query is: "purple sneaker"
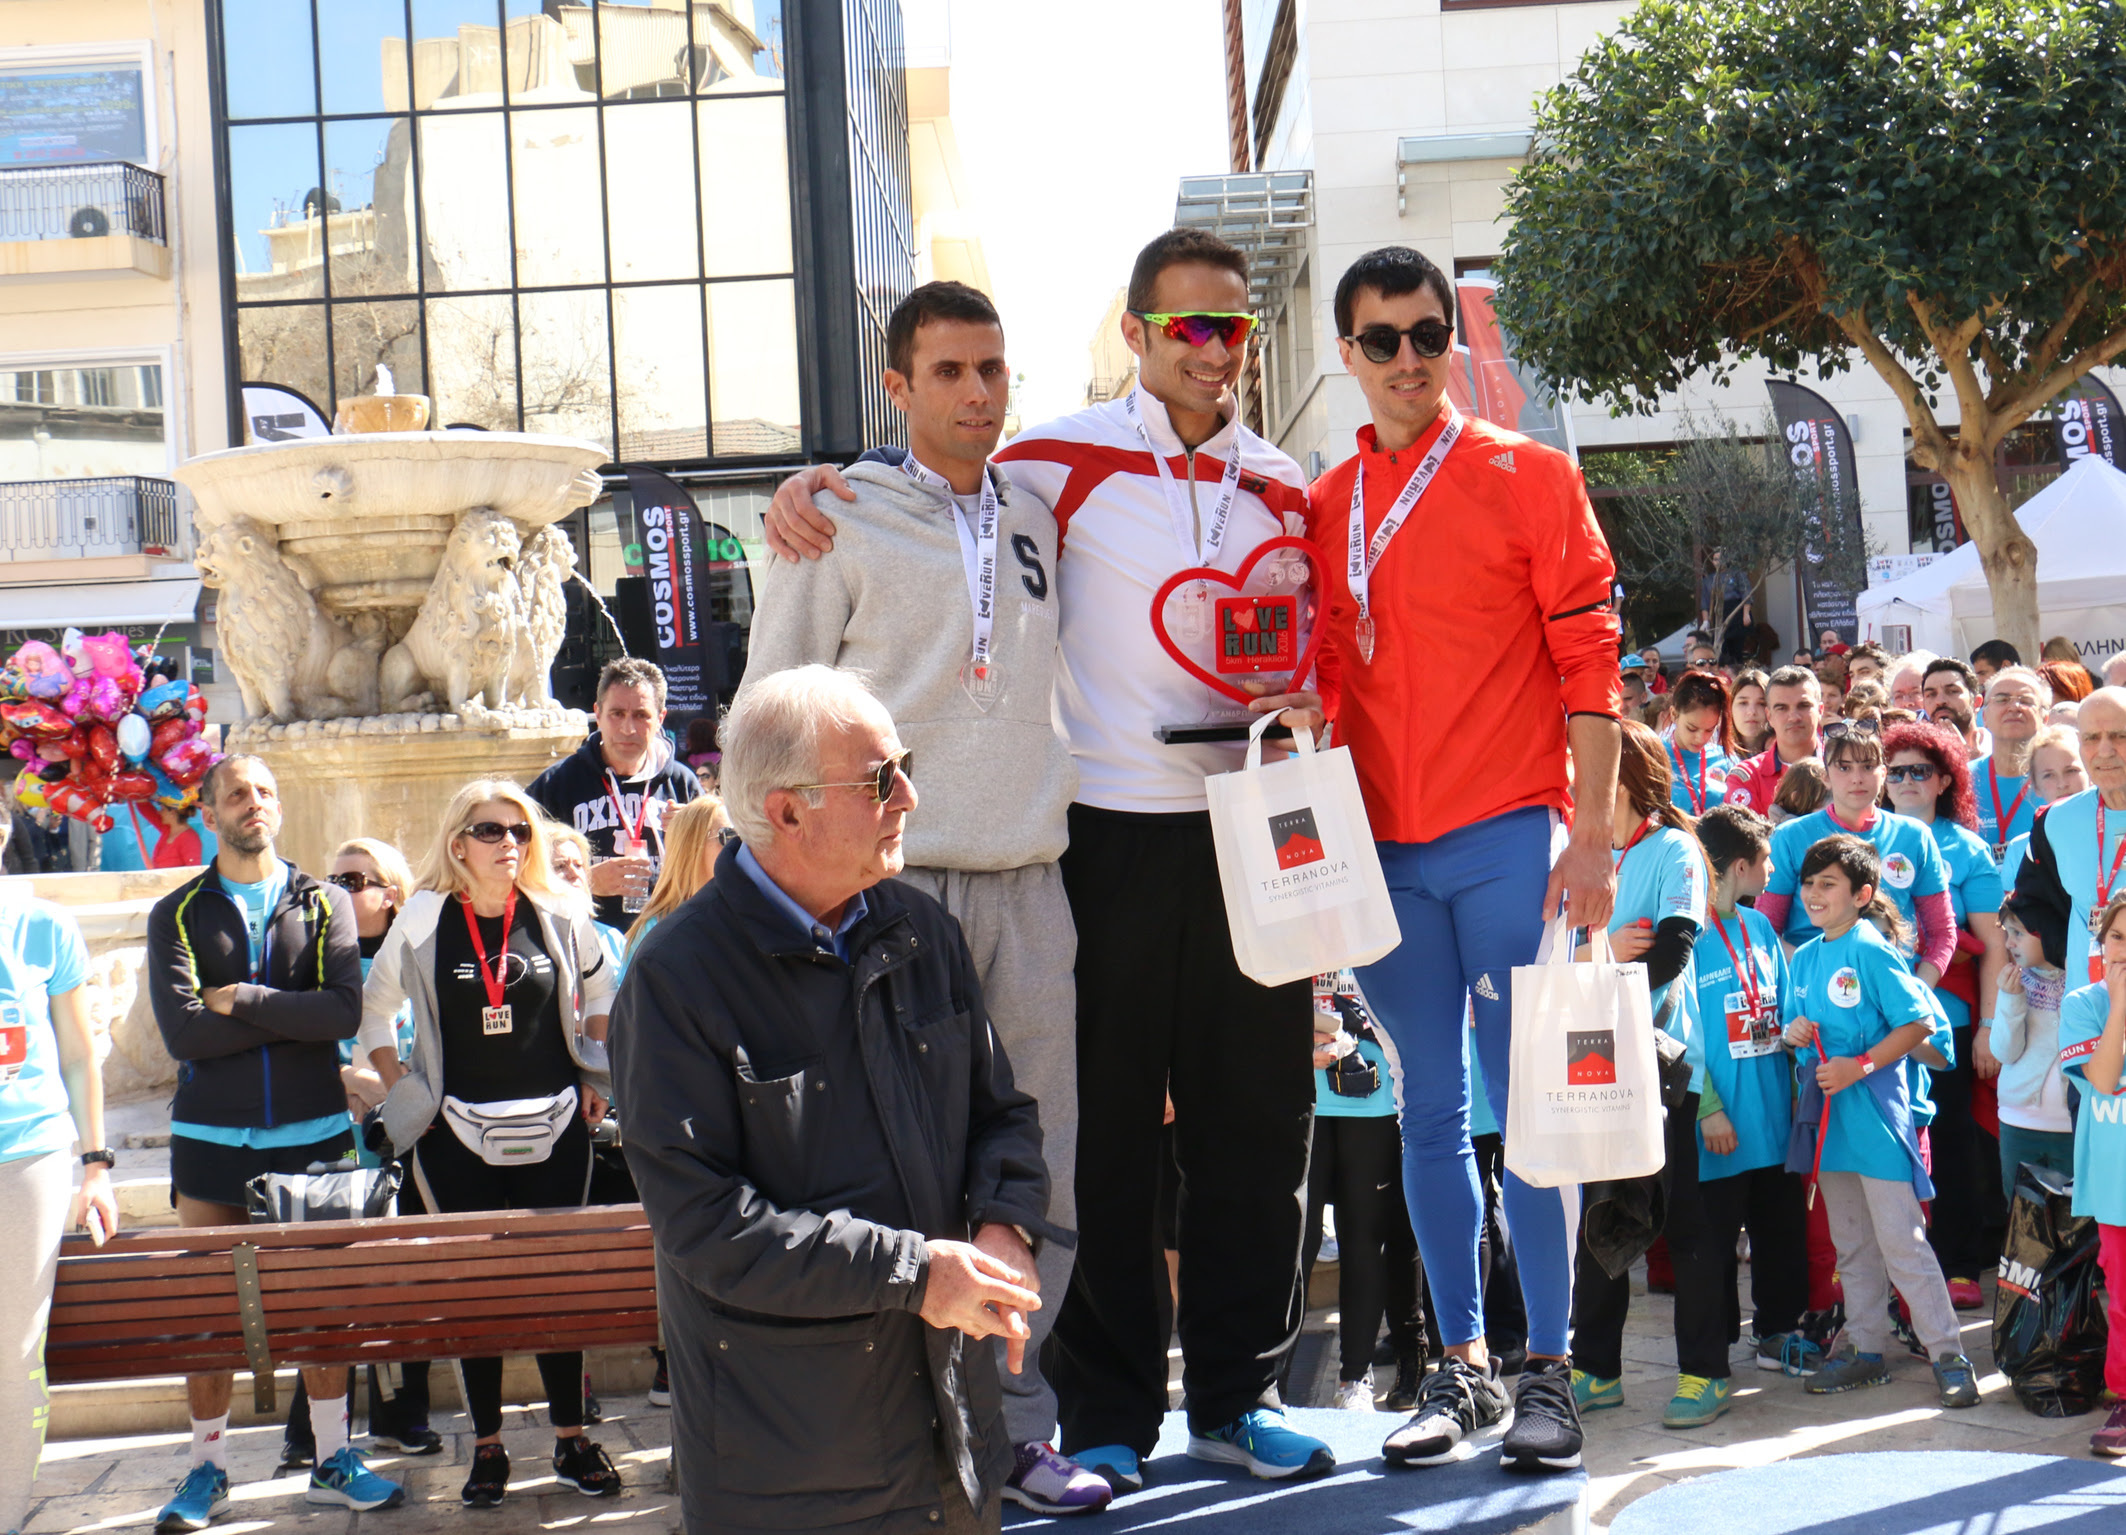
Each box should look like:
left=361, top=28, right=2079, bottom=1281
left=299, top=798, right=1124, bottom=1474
left=1002, top=1442, right=1115, bottom=1515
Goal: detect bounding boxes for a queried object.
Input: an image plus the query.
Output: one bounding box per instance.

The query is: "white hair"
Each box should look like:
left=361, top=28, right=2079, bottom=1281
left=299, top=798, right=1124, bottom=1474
left=1985, top=664, right=2053, bottom=708
left=719, top=665, right=886, bottom=848
left=2105, top=653, right=2126, bottom=688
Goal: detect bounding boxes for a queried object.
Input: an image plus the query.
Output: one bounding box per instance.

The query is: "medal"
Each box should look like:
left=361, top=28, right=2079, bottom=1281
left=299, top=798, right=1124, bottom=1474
left=482, top=1004, right=513, bottom=1036
left=1173, top=581, right=1212, bottom=643
left=1354, top=613, right=1376, bottom=665
left=1346, top=404, right=1462, bottom=666
left=463, top=889, right=517, bottom=1037
left=903, top=455, right=1006, bottom=712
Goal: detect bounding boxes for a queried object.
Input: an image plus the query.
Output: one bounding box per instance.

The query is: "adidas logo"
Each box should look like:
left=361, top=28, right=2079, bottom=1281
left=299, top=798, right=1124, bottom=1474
left=1473, top=973, right=1500, bottom=1001
left=1489, top=451, right=1516, bottom=473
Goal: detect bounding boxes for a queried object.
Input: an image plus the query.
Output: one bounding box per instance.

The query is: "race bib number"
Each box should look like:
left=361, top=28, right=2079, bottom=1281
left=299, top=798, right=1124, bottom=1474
left=1725, top=990, right=1781, bottom=1059
left=0, top=1004, right=25, bottom=1086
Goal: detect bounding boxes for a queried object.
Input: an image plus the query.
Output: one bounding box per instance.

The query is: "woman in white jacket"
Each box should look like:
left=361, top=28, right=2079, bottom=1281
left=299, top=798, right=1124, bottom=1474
left=360, top=778, right=619, bottom=1508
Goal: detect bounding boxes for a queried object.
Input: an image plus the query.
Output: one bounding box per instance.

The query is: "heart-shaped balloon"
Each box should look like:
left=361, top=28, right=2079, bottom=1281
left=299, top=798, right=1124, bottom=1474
left=1148, top=537, right=1327, bottom=708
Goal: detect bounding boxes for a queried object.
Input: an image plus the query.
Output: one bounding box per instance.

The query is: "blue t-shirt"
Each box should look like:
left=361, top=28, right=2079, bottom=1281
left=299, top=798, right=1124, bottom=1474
left=1973, top=754, right=2039, bottom=857
left=1785, top=921, right=1938, bottom=1182
left=2034, top=790, right=2126, bottom=985
left=1315, top=1037, right=1397, bottom=1118
left=0, top=893, right=92, bottom=1163
left=1691, top=906, right=1792, bottom=1178
left=1610, top=824, right=1708, bottom=1084
left=1930, top=819, right=2003, bottom=1030
left=2060, top=982, right=2126, bottom=1225
left=1767, top=808, right=1947, bottom=949
left=1668, top=742, right=1735, bottom=818
left=2001, top=831, right=2032, bottom=894
left=227, top=865, right=288, bottom=977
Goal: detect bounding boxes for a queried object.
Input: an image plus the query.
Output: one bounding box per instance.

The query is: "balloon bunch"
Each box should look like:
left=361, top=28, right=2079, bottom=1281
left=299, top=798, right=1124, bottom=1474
left=1, top=630, right=217, bottom=834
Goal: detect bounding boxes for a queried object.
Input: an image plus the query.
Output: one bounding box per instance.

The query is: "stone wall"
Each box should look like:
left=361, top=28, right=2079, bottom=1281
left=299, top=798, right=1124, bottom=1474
left=20, top=867, right=196, bottom=1101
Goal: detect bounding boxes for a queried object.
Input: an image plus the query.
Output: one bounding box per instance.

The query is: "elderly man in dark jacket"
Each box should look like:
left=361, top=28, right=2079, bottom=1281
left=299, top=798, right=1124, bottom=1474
left=614, top=664, right=1062, bottom=1535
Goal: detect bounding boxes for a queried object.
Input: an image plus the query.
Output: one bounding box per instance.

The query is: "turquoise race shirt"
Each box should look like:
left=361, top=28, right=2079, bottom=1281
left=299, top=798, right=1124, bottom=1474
left=1667, top=742, right=1735, bottom=818
left=2034, top=790, right=2126, bottom=985
left=1690, top=905, right=1792, bottom=1178
left=1610, top=824, right=1709, bottom=1086
left=1973, top=754, right=2039, bottom=858
left=0, top=892, right=91, bottom=1163
left=2060, top=981, right=2126, bottom=1226
left=1931, top=819, right=2004, bottom=1030
left=1767, top=807, right=1947, bottom=948
left=1785, top=921, right=1938, bottom=1182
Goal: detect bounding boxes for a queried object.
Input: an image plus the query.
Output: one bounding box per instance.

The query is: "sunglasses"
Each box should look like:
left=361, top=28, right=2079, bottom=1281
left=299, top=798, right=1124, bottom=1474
left=1131, top=310, right=1258, bottom=348
left=328, top=871, right=392, bottom=894
left=1822, top=719, right=1878, bottom=739
left=793, top=749, right=914, bottom=803
left=1884, top=764, right=1939, bottom=785
left=1343, top=319, right=1454, bottom=364
left=460, top=820, right=534, bottom=846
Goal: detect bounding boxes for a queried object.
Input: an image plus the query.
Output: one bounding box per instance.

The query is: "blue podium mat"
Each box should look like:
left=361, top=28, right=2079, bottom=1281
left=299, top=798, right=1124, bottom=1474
left=1610, top=1450, right=2126, bottom=1534
left=1004, top=1408, right=1585, bottom=1534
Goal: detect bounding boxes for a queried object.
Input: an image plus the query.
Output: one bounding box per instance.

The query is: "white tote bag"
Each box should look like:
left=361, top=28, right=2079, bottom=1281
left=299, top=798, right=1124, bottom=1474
left=1503, top=925, right=1666, bottom=1188
left=1205, top=712, right=1401, bottom=988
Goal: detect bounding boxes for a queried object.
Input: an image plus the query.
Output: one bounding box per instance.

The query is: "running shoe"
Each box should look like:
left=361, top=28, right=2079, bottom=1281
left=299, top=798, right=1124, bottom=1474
left=1002, top=1443, right=1114, bottom=1514
left=1754, top=1332, right=1798, bottom=1372
left=1384, top=1353, right=1425, bottom=1412
left=461, top=1443, right=510, bottom=1508
left=1805, top=1344, right=1891, bottom=1395
left=1933, top=1353, right=1980, bottom=1408
left=1332, top=1370, right=1378, bottom=1411
left=553, top=1435, right=623, bottom=1497
left=367, top=1398, right=443, bottom=1455
left=307, top=1447, right=405, bottom=1510
left=1381, top=1354, right=1509, bottom=1467
left=1493, top=1345, right=1529, bottom=1378
left=1187, top=1409, right=1336, bottom=1480
left=648, top=1350, right=672, bottom=1408
left=1072, top=1444, right=1143, bottom=1494
left=1662, top=1374, right=1731, bottom=1428
left=1946, top=1276, right=1984, bottom=1311
left=2092, top=1402, right=2126, bottom=1456
left=1500, top=1359, right=1583, bottom=1473
left=274, top=1435, right=314, bottom=1475
left=1570, top=1368, right=1623, bottom=1411
left=155, top=1465, right=231, bottom=1533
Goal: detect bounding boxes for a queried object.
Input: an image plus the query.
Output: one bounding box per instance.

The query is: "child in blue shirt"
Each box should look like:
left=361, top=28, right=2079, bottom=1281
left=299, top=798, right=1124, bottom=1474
left=1781, top=833, right=1979, bottom=1408
left=2055, top=891, right=2126, bottom=1456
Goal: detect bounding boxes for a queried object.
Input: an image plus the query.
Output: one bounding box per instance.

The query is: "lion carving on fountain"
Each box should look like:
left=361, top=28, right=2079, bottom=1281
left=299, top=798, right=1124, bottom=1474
left=379, top=508, right=523, bottom=719
left=196, top=516, right=380, bottom=723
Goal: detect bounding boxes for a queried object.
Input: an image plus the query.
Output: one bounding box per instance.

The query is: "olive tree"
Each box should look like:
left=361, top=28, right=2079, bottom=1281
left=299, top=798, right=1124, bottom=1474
left=1493, top=0, right=2126, bottom=657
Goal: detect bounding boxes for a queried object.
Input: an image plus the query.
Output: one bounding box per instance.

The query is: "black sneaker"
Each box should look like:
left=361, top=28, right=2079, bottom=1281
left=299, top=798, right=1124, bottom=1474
left=554, top=1435, right=623, bottom=1497
left=1382, top=1355, right=1510, bottom=1467
left=1384, top=1353, right=1425, bottom=1413
left=648, top=1352, right=671, bottom=1408
left=367, top=1399, right=444, bottom=1456
left=461, top=1443, right=510, bottom=1508
left=581, top=1373, right=602, bottom=1425
left=1499, top=1359, right=1583, bottom=1473
left=276, top=1435, right=315, bottom=1475
left=1493, top=1346, right=1529, bottom=1378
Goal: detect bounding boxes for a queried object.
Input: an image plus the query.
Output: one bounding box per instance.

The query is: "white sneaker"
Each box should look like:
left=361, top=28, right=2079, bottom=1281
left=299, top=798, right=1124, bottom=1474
left=1318, top=1235, right=1341, bottom=1262
left=1332, top=1372, right=1377, bottom=1411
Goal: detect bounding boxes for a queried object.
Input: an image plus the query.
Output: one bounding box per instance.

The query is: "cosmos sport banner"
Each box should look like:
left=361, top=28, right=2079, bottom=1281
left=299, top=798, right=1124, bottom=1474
left=1767, top=379, right=1868, bottom=645
left=2052, top=373, right=2125, bottom=472
left=625, top=467, right=712, bottom=718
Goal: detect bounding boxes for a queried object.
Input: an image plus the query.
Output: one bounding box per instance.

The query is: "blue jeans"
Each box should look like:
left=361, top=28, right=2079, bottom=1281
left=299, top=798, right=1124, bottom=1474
left=1998, top=1122, right=2075, bottom=1196
left=1356, top=806, right=1576, bottom=1358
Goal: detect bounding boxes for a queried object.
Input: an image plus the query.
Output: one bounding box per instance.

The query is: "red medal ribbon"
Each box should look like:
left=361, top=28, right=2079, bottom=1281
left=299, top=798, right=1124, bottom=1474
left=2100, top=801, right=2126, bottom=908
left=1987, top=759, right=2030, bottom=846
left=462, top=889, right=517, bottom=1013
left=1613, top=814, right=1654, bottom=872
left=1670, top=744, right=1708, bottom=816
left=1712, top=914, right=1763, bottom=1020
left=603, top=771, right=653, bottom=853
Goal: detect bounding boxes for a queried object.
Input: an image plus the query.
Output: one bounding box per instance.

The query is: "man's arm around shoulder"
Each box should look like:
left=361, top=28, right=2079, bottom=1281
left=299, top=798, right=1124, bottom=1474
left=745, top=505, right=859, bottom=681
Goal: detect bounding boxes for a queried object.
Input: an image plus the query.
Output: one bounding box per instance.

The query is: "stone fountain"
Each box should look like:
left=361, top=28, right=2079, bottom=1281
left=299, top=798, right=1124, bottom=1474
left=175, top=375, right=606, bottom=874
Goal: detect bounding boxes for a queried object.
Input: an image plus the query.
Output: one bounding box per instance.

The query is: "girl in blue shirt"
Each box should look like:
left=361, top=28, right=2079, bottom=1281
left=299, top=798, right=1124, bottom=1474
left=1666, top=671, right=1737, bottom=817
left=2055, top=892, right=2126, bottom=1455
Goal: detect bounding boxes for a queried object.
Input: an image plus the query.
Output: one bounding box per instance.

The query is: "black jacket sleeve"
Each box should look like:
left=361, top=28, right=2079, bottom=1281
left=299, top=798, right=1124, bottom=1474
left=227, top=884, right=363, bottom=1042
left=147, top=895, right=285, bottom=1062
left=1645, top=916, right=1701, bottom=991
left=953, top=936, right=1068, bottom=1248
left=2014, top=805, right=2073, bottom=934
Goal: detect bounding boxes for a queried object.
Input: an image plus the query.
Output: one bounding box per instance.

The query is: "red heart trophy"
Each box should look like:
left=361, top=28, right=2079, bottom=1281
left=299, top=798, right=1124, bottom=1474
left=1149, top=536, right=1326, bottom=744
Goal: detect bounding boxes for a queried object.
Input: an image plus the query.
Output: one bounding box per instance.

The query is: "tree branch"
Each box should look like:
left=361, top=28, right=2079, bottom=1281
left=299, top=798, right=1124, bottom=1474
left=1997, top=316, right=2126, bottom=430
left=2012, top=269, right=2101, bottom=404
left=1831, top=304, right=1951, bottom=466
left=1909, top=292, right=1994, bottom=449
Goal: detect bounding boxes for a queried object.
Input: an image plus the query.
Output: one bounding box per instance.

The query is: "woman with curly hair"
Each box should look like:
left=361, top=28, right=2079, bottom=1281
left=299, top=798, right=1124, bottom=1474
left=1878, top=719, right=2008, bottom=1312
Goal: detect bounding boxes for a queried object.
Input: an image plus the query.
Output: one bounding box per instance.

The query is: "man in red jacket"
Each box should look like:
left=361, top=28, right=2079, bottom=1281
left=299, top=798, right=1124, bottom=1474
left=1722, top=665, right=1824, bottom=813
left=1305, top=247, right=1621, bottom=1475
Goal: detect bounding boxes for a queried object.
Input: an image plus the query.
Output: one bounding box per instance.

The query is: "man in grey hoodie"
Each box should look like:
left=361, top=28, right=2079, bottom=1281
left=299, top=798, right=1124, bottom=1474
left=741, top=281, right=1106, bottom=1517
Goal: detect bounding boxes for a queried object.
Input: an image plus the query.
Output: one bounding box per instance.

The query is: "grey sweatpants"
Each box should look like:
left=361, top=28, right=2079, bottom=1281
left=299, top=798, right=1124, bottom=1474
left=2, top=1150, right=70, bottom=1530
left=899, top=862, right=1078, bottom=1447
left=1819, top=1170, right=1963, bottom=1360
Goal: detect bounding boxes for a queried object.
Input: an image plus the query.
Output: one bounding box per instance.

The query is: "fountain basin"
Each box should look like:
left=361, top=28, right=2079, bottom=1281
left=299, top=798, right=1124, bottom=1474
left=175, top=431, right=606, bottom=611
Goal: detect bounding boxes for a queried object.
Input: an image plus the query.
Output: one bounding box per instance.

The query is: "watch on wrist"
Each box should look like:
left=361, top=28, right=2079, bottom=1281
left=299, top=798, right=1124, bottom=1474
left=80, top=1148, right=116, bottom=1169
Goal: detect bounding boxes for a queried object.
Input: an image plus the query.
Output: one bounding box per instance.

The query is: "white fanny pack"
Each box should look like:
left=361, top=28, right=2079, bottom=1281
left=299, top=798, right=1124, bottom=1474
left=441, top=1087, right=578, bottom=1167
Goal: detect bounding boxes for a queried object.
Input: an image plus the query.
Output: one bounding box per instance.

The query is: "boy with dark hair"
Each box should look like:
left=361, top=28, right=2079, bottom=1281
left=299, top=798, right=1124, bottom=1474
left=1969, top=638, right=2022, bottom=684
left=1331, top=244, right=1456, bottom=341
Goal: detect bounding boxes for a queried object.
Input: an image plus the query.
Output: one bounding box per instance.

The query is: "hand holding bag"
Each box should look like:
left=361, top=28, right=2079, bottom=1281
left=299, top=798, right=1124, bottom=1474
left=1204, top=711, right=1401, bottom=987
left=1505, top=923, right=1666, bottom=1188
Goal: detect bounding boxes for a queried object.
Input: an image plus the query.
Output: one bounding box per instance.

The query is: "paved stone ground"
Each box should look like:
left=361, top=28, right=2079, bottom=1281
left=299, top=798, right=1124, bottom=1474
left=26, top=1265, right=2118, bottom=1533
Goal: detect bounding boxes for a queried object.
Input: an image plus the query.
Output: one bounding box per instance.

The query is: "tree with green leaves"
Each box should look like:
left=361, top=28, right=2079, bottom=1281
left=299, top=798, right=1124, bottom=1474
left=1493, top=0, right=2126, bottom=658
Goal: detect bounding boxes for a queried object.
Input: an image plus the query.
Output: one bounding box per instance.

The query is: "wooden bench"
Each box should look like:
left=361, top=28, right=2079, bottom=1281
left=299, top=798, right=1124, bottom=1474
left=48, top=1205, right=658, bottom=1408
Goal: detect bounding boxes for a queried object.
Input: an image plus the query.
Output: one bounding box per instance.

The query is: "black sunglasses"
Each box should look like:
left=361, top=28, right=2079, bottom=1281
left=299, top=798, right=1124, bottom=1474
left=1884, top=764, right=1939, bottom=785
left=328, top=871, right=392, bottom=894
left=1343, top=319, right=1454, bottom=364
left=461, top=820, right=534, bottom=846
left=792, top=749, right=914, bottom=803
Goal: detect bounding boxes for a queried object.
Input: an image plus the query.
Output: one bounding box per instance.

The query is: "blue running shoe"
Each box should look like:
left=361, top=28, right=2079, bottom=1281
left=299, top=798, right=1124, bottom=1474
left=1071, top=1444, right=1143, bottom=1494
left=156, top=1465, right=231, bottom=1534
left=306, top=1446, right=405, bottom=1510
left=1187, top=1409, right=1335, bottom=1481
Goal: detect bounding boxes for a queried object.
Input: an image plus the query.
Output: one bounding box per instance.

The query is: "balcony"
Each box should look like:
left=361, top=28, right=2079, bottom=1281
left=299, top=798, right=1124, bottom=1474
left=0, top=163, right=169, bottom=281
left=0, top=477, right=188, bottom=562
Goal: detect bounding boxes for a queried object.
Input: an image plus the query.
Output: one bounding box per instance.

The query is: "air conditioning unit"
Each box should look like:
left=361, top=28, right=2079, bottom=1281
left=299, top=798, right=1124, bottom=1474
left=68, top=205, right=111, bottom=239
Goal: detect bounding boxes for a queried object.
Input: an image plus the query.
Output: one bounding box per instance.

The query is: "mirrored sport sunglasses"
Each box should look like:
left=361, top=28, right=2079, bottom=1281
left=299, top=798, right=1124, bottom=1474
left=792, top=749, right=913, bottom=803
left=1884, top=764, right=1939, bottom=785
left=1343, top=319, right=1455, bottom=364
left=461, top=820, right=534, bottom=845
left=1822, top=718, right=1878, bottom=739
left=1131, top=310, right=1259, bottom=348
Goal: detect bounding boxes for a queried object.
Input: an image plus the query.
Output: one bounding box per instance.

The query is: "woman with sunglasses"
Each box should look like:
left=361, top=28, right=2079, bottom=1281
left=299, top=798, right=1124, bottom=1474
left=1879, top=720, right=2008, bottom=1311
left=359, top=779, right=622, bottom=1506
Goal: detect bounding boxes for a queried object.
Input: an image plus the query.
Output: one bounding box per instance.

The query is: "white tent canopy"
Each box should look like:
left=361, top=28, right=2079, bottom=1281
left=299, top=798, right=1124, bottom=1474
left=1854, top=456, right=2126, bottom=664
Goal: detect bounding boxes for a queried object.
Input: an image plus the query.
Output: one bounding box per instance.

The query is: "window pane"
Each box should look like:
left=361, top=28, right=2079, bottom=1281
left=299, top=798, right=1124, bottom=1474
left=592, top=1, right=691, bottom=100
left=505, top=0, right=588, bottom=103
left=698, top=95, right=789, bottom=276
left=0, top=364, right=165, bottom=478
left=604, top=102, right=698, bottom=281
left=228, top=122, right=324, bottom=301
left=417, top=111, right=513, bottom=291
left=518, top=288, right=612, bottom=448
left=238, top=306, right=331, bottom=424
left=222, top=0, right=317, bottom=119
left=615, top=285, right=706, bottom=460
left=511, top=106, right=605, bottom=286
left=704, top=0, right=785, bottom=89
left=331, top=300, right=424, bottom=407
left=323, top=117, right=416, bottom=299
left=426, top=295, right=518, bottom=429
left=318, top=0, right=412, bottom=116
left=706, top=278, right=798, bottom=456
left=409, top=0, right=505, bottom=107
